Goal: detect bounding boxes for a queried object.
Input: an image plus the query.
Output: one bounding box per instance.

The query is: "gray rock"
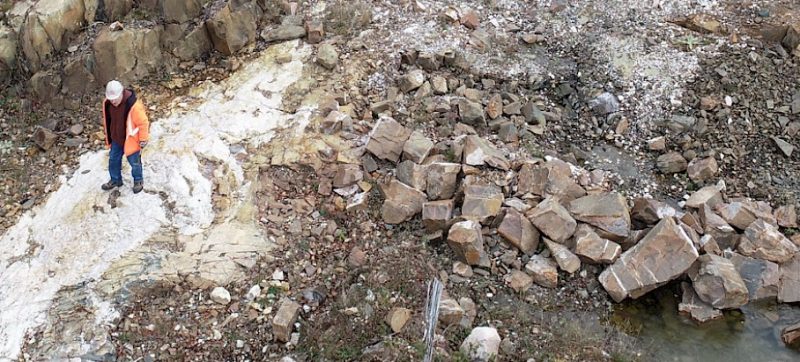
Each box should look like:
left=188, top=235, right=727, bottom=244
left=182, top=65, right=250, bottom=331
left=527, top=197, right=576, bottom=243
left=459, top=99, right=486, bottom=126
left=399, top=70, right=425, bottom=93
left=678, top=282, right=722, bottom=323
left=589, top=92, right=620, bottom=115
left=568, top=192, right=631, bottom=240
left=425, top=162, right=461, bottom=200
left=396, top=160, right=427, bottom=191
left=544, top=239, right=581, bottom=273
left=366, top=117, right=411, bottom=162
left=316, top=44, right=339, bottom=70
left=402, top=131, right=434, bottom=164
left=525, top=255, right=558, bottom=288
left=210, top=287, right=231, bottom=305
left=461, top=185, right=504, bottom=223
left=574, top=224, right=621, bottom=264
left=729, top=252, right=780, bottom=301
left=32, top=126, right=58, bottom=150
left=688, top=254, right=749, bottom=309
left=261, top=24, right=306, bottom=42
left=771, top=136, right=795, bottom=157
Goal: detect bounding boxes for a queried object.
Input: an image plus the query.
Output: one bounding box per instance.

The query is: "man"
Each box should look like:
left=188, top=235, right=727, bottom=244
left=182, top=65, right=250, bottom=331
left=101, top=80, right=150, bottom=194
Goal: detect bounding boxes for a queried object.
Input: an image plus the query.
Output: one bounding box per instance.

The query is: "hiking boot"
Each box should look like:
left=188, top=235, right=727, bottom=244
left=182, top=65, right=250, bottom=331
left=133, top=181, right=144, bottom=194
left=101, top=180, right=123, bottom=191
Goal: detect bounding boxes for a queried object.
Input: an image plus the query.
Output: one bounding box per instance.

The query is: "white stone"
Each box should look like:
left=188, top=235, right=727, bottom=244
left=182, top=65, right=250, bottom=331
left=210, top=287, right=232, bottom=305
left=460, top=327, right=501, bottom=362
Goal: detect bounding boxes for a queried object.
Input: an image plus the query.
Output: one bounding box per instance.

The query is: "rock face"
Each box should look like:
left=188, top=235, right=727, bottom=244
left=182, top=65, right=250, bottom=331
left=678, top=282, right=722, bottom=323
left=272, top=299, right=301, bottom=342
left=381, top=179, right=427, bottom=224
left=527, top=198, right=577, bottom=243
left=779, top=254, right=800, bottom=303
left=461, top=185, right=503, bottom=222
left=573, top=224, right=621, bottom=264
left=568, top=192, right=631, bottom=240
left=460, top=327, right=501, bottom=362
left=497, top=209, right=540, bottom=255
left=93, top=28, right=163, bottom=84
left=544, top=239, right=580, bottom=273
left=425, top=162, right=461, bottom=200
left=463, top=135, right=510, bottom=170
left=422, top=199, right=454, bottom=232
left=687, top=157, right=719, bottom=183
left=738, top=219, right=798, bottom=263
left=688, top=254, right=749, bottom=309
left=599, top=217, right=699, bottom=302
left=657, top=152, right=688, bottom=174
left=161, top=0, right=203, bottom=23
left=729, top=253, right=781, bottom=301
left=366, top=117, right=411, bottom=162
left=206, top=2, right=260, bottom=55
left=447, top=221, right=489, bottom=267
left=169, top=24, right=212, bottom=61
left=20, top=0, right=86, bottom=70
left=525, top=255, right=558, bottom=288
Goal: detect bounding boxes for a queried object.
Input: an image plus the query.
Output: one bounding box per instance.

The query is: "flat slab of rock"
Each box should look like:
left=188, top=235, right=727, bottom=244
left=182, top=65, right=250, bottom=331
left=778, top=253, right=800, bottom=303
left=568, top=192, right=631, bottom=240
left=463, top=135, right=510, bottom=170
left=657, top=152, right=688, bottom=174
left=525, top=255, right=558, bottom=288
left=599, top=217, right=699, bottom=302
left=527, top=198, right=576, bottom=243
left=461, top=185, right=504, bottom=222
left=447, top=220, right=489, bottom=267
left=426, top=162, right=461, bottom=200
left=717, top=202, right=756, bottom=230
left=498, top=208, right=540, bottom=255
left=738, top=219, right=798, bottom=263
left=381, top=179, right=427, bottom=224
left=366, top=117, right=411, bottom=162
left=686, top=186, right=723, bottom=209
left=729, top=252, right=780, bottom=301
left=544, top=239, right=580, bottom=273
left=273, top=299, right=301, bottom=342
left=574, top=224, right=621, bottom=264
left=688, top=254, right=749, bottom=309
left=678, top=282, right=722, bottom=323
left=422, top=199, right=454, bottom=232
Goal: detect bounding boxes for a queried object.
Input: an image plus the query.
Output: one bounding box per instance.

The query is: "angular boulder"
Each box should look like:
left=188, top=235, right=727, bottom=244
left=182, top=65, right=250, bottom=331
left=402, top=131, right=434, bottom=164
left=380, top=179, right=427, bottom=224
left=461, top=185, right=504, bottom=222
left=206, top=2, right=260, bottom=55
left=685, top=185, right=724, bottom=209
left=459, top=99, right=486, bottom=126
left=573, top=224, right=621, bottom=264
left=699, top=204, right=740, bottom=250
left=438, top=298, right=465, bottom=326
left=775, top=205, right=798, bottom=228
left=656, top=152, right=688, bottom=174
left=332, top=164, right=363, bottom=188
left=525, top=255, right=558, bottom=288
left=599, top=217, right=699, bottom=302
left=527, top=198, right=576, bottom=243
left=568, top=192, right=631, bottom=240
left=425, top=162, right=461, bottom=200
left=779, top=253, right=800, bottom=303
left=687, top=157, right=719, bottom=183
left=366, top=117, right=411, bottom=162
left=678, top=282, right=722, bottom=323
left=396, top=160, right=427, bottom=191
left=729, top=253, right=781, bottom=301
left=631, top=198, right=675, bottom=225
left=505, top=270, right=533, bottom=293
left=447, top=221, right=489, bottom=267
left=717, top=202, right=756, bottom=230
left=738, top=219, right=798, bottom=263
left=399, top=70, right=425, bottom=93
left=515, top=163, right=548, bottom=196
left=422, top=199, right=454, bottom=232
left=463, top=135, right=510, bottom=170
left=498, top=208, right=540, bottom=255
left=272, top=299, right=301, bottom=342
left=688, top=254, right=749, bottom=309
left=460, top=327, right=501, bottom=362
left=544, top=239, right=580, bottom=273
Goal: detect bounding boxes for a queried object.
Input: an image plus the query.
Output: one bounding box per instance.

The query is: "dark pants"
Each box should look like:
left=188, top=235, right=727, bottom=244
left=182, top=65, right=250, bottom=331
left=109, top=141, right=143, bottom=183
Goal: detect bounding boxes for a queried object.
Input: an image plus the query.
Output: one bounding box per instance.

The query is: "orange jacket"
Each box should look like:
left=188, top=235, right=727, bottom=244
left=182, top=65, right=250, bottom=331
left=101, top=90, right=150, bottom=156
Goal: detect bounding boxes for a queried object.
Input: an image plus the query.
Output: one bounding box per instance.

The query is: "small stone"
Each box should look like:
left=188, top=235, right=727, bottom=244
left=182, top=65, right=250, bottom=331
left=447, top=220, right=489, bottom=267
left=685, top=186, right=723, bottom=209
left=460, top=327, right=501, bottom=362
left=333, top=164, right=363, bottom=188
left=687, top=157, right=719, bottom=183
left=399, top=70, right=426, bottom=93
left=245, top=285, right=261, bottom=301
left=348, top=246, right=367, bottom=267
left=772, top=136, right=795, bottom=157
left=486, top=94, right=503, bottom=120
left=657, top=152, right=688, bottom=174
left=385, top=307, right=412, bottom=333
left=498, top=122, right=519, bottom=143
left=366, top=117, right=411, bottom=162
left=527, top=198, right=577, bottom=243
left=68, top=124, right=84, bottom=136
left=431, top=76, right=448, bottom=95
left=32, top=127, right=57, bottom=150
left=506, top=270, right=533, bottom=293
left=273, top=299, right=301, bottom=342
left=544, top=239, right=580, bottom=273
left=783, top=322, right=800, bottom=349
left=647, top=136, right=666, bottom=151
left=573, top=224, right=622, bottom=264
left=459, top=99, right=486, bottom=126
left=463, top=135, right=510, bottom=170
left=453, top=261, right=474, bottom=277
left=210, top=287, right=231, bottom=305
left=316, top=44, right=339, bottom=70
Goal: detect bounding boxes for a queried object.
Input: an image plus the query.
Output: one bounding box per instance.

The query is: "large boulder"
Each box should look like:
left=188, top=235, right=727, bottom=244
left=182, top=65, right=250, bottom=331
left=526, top=197, right=576, bottom=243
left=699, top=204, right=740, bottom=250
left=206, top=1, right=261, bottom=55
left=599, top=217, right=699, bottom=302
left=425, top=162, right=461, bottom=200
left=685, top=185, right=723, bottom=209
left=93, top=27, right=163, bottom=85
left=422, top=199, right=454, bottom=232
left=515, top=163, right=548, bottom=196
left=463, top=135, right=510, bottom=170
left=20, top=0, right=86, bottom=70
left=717, top=202, right=756, bottom=230
left=631, top=198, right=676, bottom=225
left=366, top=117, right=411, bottom=163
left=729, top=252, right=780, bottom=301
left=498, top=208, right=540, bottom=255
left=573, top=224, right=621, bottom=264
left=779, top=253, right=800, bottom=303
left=688, top=254, right=749, bottom=309
left=447, top=220, right=489, bottom=267
left=461, top=185, right=503, bottom=223
left=0, top=26, right=17, bottom=80
left=568, top=192, right=631, bottom=241
left=170, top=24, right=213, bottom=61
left=738, top=219, right=798, bottom=263
left=380, top=179, right=426, bottom=224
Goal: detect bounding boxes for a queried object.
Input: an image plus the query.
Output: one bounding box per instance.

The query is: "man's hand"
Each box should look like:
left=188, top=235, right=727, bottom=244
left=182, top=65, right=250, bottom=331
left=139, top=141, right=148, bottom=149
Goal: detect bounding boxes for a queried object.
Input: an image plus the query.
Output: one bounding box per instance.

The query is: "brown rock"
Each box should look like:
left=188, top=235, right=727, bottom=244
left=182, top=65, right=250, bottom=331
left=599, top=217, right=699, bottom=302
left=460, top=10, right=479, bottom=29
left=778, top=253, right=800, bottom=303
left=699, top=235, right=722, bottom=256
left=381, top=179, right=427, bottom=224
left=486, top=94, right=503, bottom=120
left=333, top=164, right=363, bottom=188
left=461, top=185, right=504, bottom=223
left=385, top=307, right=412, bottom=333
left=683, top=13, right=722, bottom=34
left=453, top=261, right=474, bottom=277
left=657, top=152, right=688, bottom=174
left=688, top=254, right=749, bottom=309
left=574, top=224, right=621, bottom=264
left=685, top=185, right=724, bottom=209
left=783, top=23, right=800, bottom=57
left=527, top=198, right=577, bottom=243
left=542, top=160, right=586, bottom=202
left=439, top=298, right=465, bottom=325
left=783, top=322, right=800, bottom=349
left=396, top=160, right=427, bottom=191
left=399, top=70, right=425, bottom=93
left=272, top=299, right=301, bottom=342
left=678, top=282, right=722, bottom=323
left=426, top=162, right=461, bottom=200
left=525, top=255, right=558, bottom=288
left=32, top=126, right=58, bottom=150
left=463, top=135, right=510, bottom=170
left=506, top=270, right=533, bottom=293
left=729, top=253, right=780, bottom=301
left=206, top=2, right=259, bottom=55
left=417, top=52, right=440, bottom=71
left=447, top=220, right=489, bottom=267
left=366, top=117, right=411, bottom=162
left=544, top=239, right=580, bottom=273
left=631, top=198, right=675, bottom=225
left=717, top=202, right=756, bottom=230
left=403, top=131, right=434, bottom=164
left=498, top=209, right=540, bottom=255
left=422, top=199, right=454, bottom=232
left=516, top=163, right=548, bottom=196
left=775, top=205, right=798, bottom=228
left=647, top=136, right=666, bottom=151
left=93, top=27, right=163, bottom=84
left=568, top=192, right=631, bottom=240
left=738, top=219, right=799, bottom=263
left=305, top=21, right=324, bottom=44
left=687, top=157, right=718, bottom=183
left=20, top=0, right=87, bottom=71
left=347, top=246, right=367, bottom=267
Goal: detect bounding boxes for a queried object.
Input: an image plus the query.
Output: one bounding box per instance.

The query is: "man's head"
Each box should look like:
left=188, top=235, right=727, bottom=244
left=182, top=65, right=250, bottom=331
left=106, top=80, right=124, bottom=106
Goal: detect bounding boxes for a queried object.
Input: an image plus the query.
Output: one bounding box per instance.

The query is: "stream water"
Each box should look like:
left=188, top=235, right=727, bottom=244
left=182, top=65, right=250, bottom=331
left=612, top=286, right=800, bottom=362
